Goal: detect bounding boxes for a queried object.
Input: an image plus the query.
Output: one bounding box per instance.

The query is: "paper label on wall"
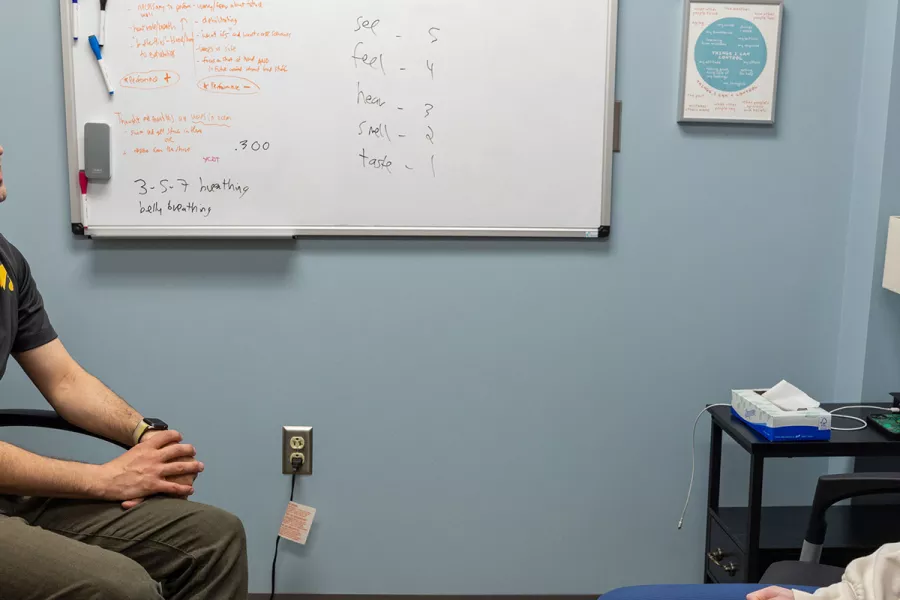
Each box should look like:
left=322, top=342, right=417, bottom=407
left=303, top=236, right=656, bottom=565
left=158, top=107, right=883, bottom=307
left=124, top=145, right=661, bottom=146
left=279, top=502, right=316, bottom=545
left=682, top=2, right=782, bottom=122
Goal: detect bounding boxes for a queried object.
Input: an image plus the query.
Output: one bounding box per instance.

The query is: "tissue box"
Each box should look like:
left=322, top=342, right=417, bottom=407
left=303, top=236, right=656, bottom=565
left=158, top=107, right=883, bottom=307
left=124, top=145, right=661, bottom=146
left=731, top=390, right=831, bottom=441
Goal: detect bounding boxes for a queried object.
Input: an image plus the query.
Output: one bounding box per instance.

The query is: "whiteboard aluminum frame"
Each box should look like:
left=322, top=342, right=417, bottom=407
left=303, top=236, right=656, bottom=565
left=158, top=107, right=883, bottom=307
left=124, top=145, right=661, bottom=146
left=60, top=0, right=83, bottom=233
left=677, top=0, right=783, bottom=125
left=60, top=0, right=618, bottom=239
left=81, top=226, right=605, bottom=239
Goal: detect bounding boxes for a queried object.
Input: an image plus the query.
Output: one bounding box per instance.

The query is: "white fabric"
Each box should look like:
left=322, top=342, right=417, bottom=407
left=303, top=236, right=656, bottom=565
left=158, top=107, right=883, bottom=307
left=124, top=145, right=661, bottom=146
left=794, top=543, right=900, bottom=600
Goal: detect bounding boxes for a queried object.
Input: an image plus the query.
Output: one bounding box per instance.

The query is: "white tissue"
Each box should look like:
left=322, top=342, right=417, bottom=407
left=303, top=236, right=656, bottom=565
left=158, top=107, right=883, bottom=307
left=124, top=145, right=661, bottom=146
left=762, top=380, right=820, bottom=411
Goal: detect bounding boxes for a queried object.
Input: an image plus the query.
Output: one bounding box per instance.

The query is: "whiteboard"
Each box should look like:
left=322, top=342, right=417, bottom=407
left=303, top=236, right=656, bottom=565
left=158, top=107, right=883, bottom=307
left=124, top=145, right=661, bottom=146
left=60, top=0, right=618, bottom=238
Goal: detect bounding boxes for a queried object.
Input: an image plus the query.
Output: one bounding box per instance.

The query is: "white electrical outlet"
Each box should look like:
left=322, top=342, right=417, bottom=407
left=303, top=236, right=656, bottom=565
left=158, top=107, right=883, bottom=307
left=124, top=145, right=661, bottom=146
left=282, top=426, right=313, bottom=475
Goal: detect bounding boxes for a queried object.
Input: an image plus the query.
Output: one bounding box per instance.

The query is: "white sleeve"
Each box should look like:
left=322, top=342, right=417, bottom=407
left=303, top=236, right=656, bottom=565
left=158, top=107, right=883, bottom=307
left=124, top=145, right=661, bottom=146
left=793, top=543, right=900, bottom=600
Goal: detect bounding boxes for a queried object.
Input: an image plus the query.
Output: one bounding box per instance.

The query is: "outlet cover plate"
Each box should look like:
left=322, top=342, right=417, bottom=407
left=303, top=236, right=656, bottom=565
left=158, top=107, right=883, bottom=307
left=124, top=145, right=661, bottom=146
left=282, top=426, right=313, bottom=475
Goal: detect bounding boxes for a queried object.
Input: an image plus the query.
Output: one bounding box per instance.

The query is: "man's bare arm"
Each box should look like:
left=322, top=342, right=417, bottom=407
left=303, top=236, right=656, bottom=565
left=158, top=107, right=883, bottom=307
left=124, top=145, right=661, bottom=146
left=0, top=440, right=99, bottom=498
left=14, top=339, right=141, bottom=447
left=0, top=431, right=201, bottom=500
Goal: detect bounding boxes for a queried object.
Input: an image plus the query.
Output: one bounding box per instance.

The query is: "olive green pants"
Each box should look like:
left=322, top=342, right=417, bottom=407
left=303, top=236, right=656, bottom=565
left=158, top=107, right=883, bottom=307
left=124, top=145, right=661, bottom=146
left=0, top=497, right=247, bottom=599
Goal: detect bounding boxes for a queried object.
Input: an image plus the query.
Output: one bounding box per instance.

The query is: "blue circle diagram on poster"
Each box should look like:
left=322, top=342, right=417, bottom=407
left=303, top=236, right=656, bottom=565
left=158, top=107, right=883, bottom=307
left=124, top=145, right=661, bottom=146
left=694, top=17, right=767, bottom=92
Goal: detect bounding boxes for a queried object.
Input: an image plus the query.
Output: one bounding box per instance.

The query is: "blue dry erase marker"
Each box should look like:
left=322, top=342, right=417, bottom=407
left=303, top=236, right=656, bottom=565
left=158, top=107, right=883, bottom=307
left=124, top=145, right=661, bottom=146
left=89, top=35, right=114, bottom=95
left=72, top=0, right=80, bottom=41
left=99, top=0, right=109, bottom=46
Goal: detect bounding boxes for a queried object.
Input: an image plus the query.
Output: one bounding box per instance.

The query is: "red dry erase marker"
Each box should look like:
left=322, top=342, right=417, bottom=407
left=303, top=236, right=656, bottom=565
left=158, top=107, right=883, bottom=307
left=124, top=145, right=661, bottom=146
left=79, top=170, right=88, bottom=202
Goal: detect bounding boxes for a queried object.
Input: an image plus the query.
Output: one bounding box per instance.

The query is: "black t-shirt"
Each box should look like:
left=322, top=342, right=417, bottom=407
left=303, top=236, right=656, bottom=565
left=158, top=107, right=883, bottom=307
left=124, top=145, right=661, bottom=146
left=0, top=235, right=58, bottom=377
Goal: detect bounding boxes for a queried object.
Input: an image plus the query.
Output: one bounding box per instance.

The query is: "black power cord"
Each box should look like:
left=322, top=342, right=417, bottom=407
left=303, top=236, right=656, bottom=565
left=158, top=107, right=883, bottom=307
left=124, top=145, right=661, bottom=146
left=270, top=473, right=297, bottom=600
left=271, top=454, right=305, bottom=599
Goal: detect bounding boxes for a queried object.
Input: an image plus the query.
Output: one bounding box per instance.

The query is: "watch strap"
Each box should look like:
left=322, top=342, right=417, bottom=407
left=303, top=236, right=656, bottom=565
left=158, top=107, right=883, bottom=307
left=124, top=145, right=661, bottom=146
left=132, top=420, right=152, bottom=446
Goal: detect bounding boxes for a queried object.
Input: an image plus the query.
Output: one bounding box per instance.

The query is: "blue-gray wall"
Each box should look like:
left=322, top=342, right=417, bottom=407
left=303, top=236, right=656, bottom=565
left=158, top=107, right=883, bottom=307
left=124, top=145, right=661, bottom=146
left=1, top=0, right=898, bottom=594
left=849, top=0, right=900, bottom=483
left=861, top=2, right=900, bottom=401
left=834, top=0, right=898, bottom=407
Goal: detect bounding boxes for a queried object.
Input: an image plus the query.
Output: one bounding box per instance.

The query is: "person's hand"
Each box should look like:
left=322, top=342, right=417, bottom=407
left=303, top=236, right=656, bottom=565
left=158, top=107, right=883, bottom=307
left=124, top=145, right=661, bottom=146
left=748, top=586, right=795, bottom=600
left=120, top=430, right=202, bottom=510
left=96, top=430, right=204, bottom=508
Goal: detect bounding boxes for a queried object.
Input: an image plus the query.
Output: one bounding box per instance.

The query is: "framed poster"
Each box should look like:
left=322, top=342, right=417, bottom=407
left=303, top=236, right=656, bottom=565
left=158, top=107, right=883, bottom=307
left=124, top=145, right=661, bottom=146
left=678, top=0, right=784, bottom=124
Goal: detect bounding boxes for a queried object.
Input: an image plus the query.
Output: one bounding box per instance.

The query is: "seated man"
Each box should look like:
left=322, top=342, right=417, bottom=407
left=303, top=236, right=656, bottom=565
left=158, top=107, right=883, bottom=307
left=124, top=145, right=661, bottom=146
left=749, top=542, right=900, bottom=600
left=0, top=144, right=247, bottom=599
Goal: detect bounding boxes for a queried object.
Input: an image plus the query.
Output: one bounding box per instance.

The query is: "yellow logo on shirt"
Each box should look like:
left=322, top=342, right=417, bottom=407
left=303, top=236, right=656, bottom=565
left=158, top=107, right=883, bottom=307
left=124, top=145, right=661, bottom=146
left=0, top=264, right=15, bottom=292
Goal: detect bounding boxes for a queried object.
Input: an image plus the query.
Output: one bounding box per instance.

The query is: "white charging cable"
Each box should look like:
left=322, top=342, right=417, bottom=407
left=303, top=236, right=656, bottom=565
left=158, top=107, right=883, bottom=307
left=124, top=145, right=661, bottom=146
left=678, top=404, right=732, bottom=530
left=829, top=405, right=899, bottom=431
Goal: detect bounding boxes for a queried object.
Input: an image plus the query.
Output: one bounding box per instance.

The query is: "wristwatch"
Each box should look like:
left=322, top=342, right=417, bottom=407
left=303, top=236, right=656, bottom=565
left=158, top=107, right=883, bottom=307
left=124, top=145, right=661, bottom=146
left=132, top=418, right=169, bottom=446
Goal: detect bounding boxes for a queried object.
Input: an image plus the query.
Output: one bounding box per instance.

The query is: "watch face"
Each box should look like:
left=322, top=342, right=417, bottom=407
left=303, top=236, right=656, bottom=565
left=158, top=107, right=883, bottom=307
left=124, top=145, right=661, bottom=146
left=145, top=418, right=168, bottom=429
